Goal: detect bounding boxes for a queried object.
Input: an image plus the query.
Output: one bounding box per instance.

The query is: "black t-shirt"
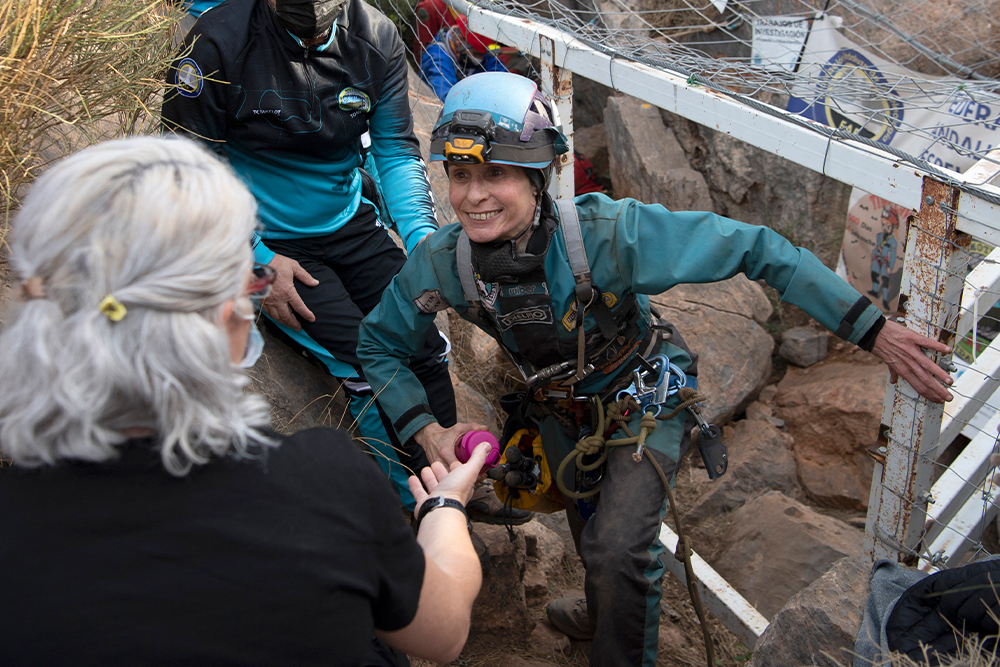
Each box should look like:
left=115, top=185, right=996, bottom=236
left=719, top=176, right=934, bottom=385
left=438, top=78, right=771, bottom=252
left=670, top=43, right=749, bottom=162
left=0, top=427, right=425, bottom=666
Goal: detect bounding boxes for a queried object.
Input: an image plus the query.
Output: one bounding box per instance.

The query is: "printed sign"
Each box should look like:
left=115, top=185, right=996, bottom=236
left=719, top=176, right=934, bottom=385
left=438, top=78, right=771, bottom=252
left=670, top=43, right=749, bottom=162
left=840, top=191, right=913, bottom=314
left=751, top=16, right=810, bottom=72
left=787, top=16, right=997, bottom=172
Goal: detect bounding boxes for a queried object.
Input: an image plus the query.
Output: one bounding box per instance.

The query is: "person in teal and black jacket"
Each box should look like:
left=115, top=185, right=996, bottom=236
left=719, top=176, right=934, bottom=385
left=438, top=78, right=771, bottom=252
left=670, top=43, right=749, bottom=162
left=162, top=0, right=482, bottom=520
left=357, top=72, right=954, bottom=666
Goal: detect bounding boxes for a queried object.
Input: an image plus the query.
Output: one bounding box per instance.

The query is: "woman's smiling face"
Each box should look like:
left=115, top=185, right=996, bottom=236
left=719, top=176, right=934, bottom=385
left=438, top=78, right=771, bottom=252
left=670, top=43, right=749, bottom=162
left=448, top=163, right=538, bottom=244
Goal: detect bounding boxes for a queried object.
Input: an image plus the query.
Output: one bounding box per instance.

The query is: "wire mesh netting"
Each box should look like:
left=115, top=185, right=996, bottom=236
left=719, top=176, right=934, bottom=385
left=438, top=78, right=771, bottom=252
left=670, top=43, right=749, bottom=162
left=377, top=0, right=1000, bottom=206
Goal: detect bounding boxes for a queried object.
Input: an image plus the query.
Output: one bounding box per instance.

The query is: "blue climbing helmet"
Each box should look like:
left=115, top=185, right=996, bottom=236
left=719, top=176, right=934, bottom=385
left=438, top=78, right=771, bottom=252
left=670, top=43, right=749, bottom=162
left=430, top=72, right=569, bottom=170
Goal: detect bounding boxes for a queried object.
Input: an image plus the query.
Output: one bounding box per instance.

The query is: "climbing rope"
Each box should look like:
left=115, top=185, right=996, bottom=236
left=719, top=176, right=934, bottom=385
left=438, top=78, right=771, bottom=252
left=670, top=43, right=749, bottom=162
left=554, top=385, right=716, bottom=667
left=554, top=386, right=706, bottom=499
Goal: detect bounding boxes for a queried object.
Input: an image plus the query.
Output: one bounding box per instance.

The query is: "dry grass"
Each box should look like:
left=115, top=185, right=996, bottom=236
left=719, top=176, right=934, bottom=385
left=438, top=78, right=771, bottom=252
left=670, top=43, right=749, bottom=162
left=834, top=636, right=999, bottom=667
left=0, top=0, right=184, bottom=230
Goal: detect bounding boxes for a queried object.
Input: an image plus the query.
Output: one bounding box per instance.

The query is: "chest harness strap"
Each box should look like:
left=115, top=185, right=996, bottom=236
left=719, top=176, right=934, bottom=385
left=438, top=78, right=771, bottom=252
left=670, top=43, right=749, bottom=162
left=457, top=199, right=619, bottom=385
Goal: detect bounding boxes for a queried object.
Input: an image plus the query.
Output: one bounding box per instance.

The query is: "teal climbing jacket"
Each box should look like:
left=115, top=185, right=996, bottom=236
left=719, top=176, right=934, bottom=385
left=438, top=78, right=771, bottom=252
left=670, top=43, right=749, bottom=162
left=358, top=192, right=882, bottom=446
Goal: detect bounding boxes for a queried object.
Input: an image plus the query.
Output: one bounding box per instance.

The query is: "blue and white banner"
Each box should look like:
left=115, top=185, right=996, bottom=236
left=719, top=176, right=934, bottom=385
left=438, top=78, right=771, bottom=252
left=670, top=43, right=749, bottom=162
left=788, top=17, right=998, bottom=313
left=787, top=17, right=996, bottom=174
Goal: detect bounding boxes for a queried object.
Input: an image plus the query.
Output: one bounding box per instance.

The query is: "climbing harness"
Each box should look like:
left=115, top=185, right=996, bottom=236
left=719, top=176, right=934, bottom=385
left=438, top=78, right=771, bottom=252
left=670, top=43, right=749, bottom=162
left=456, top=198, right=638, bottom=388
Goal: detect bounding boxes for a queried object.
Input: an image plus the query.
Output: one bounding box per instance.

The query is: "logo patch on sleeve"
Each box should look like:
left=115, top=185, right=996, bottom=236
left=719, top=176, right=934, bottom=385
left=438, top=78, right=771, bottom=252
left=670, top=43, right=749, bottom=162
left=413, top=289, right=449, bottom=313
left=175, top=58, right=204, bottom=98
left=338, top=87, right=372, bottom=113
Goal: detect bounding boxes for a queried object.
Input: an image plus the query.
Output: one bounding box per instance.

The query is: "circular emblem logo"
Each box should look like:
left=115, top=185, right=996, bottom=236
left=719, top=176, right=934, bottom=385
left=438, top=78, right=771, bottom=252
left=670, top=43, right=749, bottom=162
left=416, top=7, right=430, bottom=21
left=816, top=49, right=903, bottom=145
left=338, top=87, right=372, bottom=113
left=175, top=57, right=204, bottom=98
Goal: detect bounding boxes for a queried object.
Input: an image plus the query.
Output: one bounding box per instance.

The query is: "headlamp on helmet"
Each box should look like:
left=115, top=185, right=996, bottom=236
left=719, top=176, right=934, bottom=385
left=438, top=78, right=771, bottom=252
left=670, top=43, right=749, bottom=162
left=430, top=72, right=569, bottom=171
left=443, top=111, right=495, bottom=164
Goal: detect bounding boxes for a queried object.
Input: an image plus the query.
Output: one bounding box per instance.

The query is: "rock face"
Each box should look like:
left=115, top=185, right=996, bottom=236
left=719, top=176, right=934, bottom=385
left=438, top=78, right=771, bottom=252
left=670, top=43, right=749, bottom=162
left=651, top=276, right=774, bottom=425
left=451, top=372, right=500, bottom=430
left=519, top=520, right=566, bottom=601
left=684, top=412, right=804, bottom=527
left=573, top=122, right=609, bottom=180
left=711, top=492, right=864, bottom=618
left=572, top=74, right=614, bottom=130
left=471, top=523, right=533, bottom=641
left=246, top=326, right=349, bottom=433
left=749, top=557, right=870, bottom=667
left=605, top=95, right=714, bottom=212
left=407, top=67, right=455, bottom=226
left=780, top=326, right=830, bottom=368
left=661, top=109, right=852, bottom=267
left=775, top=359, right=888, bottom=509
left=529, top=622, right=571, bottom=656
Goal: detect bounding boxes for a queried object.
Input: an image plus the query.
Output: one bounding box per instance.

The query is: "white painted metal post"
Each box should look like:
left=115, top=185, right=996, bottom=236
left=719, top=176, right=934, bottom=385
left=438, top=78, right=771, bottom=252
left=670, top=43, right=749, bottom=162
left=865, top=178, right=970, bottom=564
left=538, top=35, right=575, bottom=200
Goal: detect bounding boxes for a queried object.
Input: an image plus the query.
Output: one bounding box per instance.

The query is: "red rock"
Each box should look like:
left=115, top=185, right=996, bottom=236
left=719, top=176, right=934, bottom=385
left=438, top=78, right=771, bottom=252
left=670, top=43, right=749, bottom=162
left=775, top=361, right=887, bottom=509
left=711, top=492, right=863, bottom=618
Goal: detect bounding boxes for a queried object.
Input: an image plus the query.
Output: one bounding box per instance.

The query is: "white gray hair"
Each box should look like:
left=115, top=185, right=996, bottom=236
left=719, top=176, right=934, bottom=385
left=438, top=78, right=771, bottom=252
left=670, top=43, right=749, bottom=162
left=0, top=136, right=274, bottom=475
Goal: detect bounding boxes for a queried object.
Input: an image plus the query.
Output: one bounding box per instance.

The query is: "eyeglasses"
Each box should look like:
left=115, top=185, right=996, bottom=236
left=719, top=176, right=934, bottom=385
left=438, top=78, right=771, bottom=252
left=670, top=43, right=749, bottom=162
left=246, top=264, right=275, bottom=301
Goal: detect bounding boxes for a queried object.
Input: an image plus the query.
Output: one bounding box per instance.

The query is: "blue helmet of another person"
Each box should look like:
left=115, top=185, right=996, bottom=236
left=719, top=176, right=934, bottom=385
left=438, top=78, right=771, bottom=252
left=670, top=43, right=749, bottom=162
left=430, top=72, right=569, bottom=170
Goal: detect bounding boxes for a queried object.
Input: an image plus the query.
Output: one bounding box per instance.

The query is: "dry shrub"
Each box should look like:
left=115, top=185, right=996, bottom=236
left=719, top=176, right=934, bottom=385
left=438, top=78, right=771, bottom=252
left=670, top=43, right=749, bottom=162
left=1, top=0, right=184, bottom=229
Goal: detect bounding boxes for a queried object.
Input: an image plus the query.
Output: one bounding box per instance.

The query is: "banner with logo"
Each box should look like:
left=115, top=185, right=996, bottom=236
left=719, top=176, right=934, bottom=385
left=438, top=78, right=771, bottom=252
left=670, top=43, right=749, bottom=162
left=788, top=17, right=998, bottom=313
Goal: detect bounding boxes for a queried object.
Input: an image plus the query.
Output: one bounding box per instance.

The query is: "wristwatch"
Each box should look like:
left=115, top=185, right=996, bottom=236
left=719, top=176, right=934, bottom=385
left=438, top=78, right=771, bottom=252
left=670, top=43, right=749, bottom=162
left=415, top=496, right=471, bottom=533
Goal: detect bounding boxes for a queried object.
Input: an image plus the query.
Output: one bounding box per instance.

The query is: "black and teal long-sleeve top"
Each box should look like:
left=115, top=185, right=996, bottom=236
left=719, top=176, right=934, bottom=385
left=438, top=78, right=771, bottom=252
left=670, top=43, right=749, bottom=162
left=162, top=0, right=438, bottom=263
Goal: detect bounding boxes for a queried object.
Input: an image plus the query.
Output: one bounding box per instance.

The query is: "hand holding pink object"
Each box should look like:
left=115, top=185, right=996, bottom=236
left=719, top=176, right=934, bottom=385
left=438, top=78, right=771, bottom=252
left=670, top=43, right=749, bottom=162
left=454, top=430, right=500, bottom=473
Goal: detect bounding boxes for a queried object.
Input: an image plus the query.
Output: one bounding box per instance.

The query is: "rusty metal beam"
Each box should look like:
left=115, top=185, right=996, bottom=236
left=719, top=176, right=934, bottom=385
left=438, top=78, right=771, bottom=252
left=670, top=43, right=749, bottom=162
left=538, top=35, right=575, bottom=200
left=864, top=178, right=971, bottom=563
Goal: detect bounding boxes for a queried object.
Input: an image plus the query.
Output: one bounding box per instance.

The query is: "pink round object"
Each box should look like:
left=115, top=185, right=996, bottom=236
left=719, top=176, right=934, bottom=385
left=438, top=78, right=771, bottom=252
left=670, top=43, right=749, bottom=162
left=455, top=430, right=501, bottom=472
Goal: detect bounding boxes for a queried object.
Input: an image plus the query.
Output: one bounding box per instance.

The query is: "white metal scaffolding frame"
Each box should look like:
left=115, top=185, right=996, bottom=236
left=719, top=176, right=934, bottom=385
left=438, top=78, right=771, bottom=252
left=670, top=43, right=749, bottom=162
left=438, top=0, right=1000, bottom=648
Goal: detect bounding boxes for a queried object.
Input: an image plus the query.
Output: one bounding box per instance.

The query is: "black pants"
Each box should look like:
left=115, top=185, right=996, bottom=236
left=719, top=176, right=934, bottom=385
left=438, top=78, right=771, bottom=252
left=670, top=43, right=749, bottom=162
left=263, top=208, right=456, bottom=479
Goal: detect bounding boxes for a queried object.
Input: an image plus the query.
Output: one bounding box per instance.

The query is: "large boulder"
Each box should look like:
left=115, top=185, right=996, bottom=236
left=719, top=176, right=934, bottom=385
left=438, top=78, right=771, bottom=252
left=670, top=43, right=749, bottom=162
left=749, top=557, right=870, bottom=667
left=605, top=95, right=714, bottom=212
left=651, top=276, right=774, bottom=425
left=775, top=357, right=888, bottom=509
left=660, top=108, right=851, bottom=267
left=683, top=410, right=804, bottom=528
left=711, top=492, right=864, bottom=618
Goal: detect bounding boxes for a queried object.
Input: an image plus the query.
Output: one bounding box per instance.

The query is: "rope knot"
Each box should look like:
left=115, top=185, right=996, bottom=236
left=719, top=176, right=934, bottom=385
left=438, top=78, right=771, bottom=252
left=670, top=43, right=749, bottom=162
left=576, top=433, right=604, bottom=456
left=639, top=412, right=657, bottom=433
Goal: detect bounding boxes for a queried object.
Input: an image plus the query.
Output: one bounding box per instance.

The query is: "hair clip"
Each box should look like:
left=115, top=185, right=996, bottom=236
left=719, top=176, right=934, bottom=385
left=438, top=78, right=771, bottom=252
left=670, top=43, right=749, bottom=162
left=98, top=295, right=127, bottom=322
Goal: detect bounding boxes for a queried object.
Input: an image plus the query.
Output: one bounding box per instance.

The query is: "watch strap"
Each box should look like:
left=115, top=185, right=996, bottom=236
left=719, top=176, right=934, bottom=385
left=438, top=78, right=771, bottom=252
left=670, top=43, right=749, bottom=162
left=415, top=496, right=469, bottom=533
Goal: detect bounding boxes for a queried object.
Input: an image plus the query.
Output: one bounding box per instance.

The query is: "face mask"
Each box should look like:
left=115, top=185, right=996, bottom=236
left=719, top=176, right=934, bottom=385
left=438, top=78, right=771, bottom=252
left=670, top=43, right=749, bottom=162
left=274, top=0, right=346, bottom=40
left=240, top=322, right=265, bottom=369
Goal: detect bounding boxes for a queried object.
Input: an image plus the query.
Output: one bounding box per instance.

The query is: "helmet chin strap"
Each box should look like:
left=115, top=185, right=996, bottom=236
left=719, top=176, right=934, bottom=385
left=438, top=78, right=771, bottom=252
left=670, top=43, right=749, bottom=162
left=511, top=195, right=543, bottom=254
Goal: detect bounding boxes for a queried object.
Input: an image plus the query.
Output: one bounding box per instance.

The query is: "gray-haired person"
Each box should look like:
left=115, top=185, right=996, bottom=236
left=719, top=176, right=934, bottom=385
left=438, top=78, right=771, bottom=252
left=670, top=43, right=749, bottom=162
left=0, top=136, right=486, bottom=667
